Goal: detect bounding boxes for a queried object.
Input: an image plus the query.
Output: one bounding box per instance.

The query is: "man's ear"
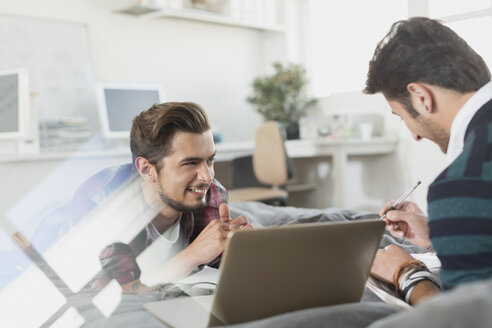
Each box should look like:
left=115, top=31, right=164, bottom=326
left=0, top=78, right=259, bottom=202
left=135, top=157, right=156, bottom=183
left=407, top=82, right=435, bottom=114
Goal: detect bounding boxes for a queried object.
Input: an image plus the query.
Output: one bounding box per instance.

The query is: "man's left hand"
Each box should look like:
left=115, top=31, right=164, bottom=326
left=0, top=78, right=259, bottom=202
left=371, top=244, right=413, bottom=285
left=219, top=203, right=253, bottom=231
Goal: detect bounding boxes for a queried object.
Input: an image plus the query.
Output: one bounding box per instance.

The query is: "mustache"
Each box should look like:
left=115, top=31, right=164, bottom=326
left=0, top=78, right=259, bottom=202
left=189, top=183, right=210, bottom=189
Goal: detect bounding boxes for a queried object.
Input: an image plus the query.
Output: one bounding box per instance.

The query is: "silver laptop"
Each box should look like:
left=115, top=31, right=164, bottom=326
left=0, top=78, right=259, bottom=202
left=143, top=219, right=385, bottom=327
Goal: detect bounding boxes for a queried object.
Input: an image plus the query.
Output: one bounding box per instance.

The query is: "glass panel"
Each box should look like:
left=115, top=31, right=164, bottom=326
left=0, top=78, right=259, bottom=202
left=446, top=17, right=492, bottom=69
left=307, top=0, right=408, bottom=97
left=429, top=0, right=491, bottom=18
left=0, top=229, right=66, bottom=327
left=91, top=280, right=122, bottom=318
left=50, top=307, right=85, bottom=328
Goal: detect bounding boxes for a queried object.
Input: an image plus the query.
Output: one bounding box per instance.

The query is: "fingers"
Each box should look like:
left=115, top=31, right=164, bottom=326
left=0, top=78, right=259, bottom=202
left=406, top=202, right=426, bottom=217
left=215, top=218, right=237, bottom=237
left=402, top=200, right=418, bottom=210
left=385, top=218, right=407, bottom=238
left=202, top=213, right=252, bottom=244
left=219, top=203, right=230, bottom=222
left=204, top=218, right=229, bottom=234
left=229, top=215, right=249, bottom=230
left=390, top=229, right=405, bottom=239
left=380, top=199, right=420, bottom=217
left=383, top=205, right=417, bottom=231
left=220, top=228, right=230, bottom=239
left=386, top=210, right=416, bottom=224
left=379, top=200, right=396, bottom=217
left=239, top=224, right=254, bottom=230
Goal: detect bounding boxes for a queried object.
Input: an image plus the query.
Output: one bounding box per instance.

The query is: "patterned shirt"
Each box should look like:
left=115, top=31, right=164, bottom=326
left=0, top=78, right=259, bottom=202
left=71, top=163, right=228, bottom=288
left=428, top=98, right=492, bottom=290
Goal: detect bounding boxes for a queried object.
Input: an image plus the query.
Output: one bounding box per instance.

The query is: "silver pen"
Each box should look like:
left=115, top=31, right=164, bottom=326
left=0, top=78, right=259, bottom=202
left=381, top=180, right=422, bottom=220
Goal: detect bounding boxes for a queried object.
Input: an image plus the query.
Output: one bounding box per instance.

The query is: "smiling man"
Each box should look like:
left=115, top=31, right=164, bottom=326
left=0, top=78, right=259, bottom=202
left=364, top=17, right=492, bottom=306
left=72, top=102, right=251, bottom=291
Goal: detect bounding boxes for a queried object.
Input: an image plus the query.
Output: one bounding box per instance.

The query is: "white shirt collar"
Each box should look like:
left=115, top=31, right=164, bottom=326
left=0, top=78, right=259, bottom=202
left=446, top=80, right=492, bottom=163
left=146, top=215, right=182, bottom=243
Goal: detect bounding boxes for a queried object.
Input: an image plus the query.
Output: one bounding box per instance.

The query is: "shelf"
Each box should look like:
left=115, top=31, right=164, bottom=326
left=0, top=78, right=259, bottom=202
left=116, top=4, right=285, bottom=32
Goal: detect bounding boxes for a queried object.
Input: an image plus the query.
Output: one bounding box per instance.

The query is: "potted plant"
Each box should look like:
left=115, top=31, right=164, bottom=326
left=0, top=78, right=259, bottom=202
left=247, top=62, right=317, bottom=139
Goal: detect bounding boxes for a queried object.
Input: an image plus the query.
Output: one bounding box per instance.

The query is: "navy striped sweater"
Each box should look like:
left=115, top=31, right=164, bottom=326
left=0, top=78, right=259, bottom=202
left=428, top=98, right=492, bottom=290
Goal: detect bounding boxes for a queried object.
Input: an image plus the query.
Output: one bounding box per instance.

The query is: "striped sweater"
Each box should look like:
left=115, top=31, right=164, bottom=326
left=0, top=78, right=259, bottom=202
left=428, top=98, right=492, bottom=290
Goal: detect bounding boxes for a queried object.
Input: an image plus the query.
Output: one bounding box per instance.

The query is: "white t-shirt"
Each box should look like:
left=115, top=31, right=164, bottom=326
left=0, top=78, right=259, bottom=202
left=137, top=216, right=186, bottom=285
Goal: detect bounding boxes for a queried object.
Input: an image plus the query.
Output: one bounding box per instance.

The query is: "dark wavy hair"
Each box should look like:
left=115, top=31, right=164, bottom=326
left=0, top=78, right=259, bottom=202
left=130, top=102, right=211, bottom=170
left=364, top=17, right=491, bottom=117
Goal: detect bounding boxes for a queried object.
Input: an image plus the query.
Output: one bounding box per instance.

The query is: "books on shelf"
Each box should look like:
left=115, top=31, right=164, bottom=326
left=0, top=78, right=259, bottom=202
left=40, top=117, right=92, bottom=151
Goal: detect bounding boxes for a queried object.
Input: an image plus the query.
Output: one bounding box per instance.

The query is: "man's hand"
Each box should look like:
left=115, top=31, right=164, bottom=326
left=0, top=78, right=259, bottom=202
left=371, top=244, right=414, bottom=285
left=185, top=203, right=252, bottom=267
left=158, top=217, right=231, bottom=282
left=219, top=203, right=252, bottom=231
left=380, top=200, right=431, bottom=249
left=187, top=217, right=230, bottom=266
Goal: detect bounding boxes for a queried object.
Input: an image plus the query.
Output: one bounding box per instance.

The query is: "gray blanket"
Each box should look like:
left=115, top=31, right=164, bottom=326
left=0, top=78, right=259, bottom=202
left=229, top=201, right=429, bottom=253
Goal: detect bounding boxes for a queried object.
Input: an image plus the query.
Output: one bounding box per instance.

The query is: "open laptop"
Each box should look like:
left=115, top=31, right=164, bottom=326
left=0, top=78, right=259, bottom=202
left=143, top=219, right=385, bottom=327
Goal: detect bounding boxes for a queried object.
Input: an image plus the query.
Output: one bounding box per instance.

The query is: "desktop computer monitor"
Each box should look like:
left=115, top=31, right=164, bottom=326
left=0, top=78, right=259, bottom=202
left=0, top=69, right=29, bottom=140
left=96, top=84, right=164, bottom=138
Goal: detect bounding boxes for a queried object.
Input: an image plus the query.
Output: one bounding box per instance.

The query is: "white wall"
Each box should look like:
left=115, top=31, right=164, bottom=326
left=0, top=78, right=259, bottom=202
left=0, top=0, right=292, bottom=142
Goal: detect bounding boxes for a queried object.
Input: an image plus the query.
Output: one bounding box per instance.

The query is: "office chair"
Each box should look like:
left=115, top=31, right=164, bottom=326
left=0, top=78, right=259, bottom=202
left=228, top=121, right=293, bottom=206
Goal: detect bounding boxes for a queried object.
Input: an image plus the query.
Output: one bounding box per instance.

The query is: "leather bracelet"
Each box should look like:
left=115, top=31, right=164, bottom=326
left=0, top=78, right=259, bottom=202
left=399, top=269, right=440, bottom=303
left=392, top=259, right=426, bottom=289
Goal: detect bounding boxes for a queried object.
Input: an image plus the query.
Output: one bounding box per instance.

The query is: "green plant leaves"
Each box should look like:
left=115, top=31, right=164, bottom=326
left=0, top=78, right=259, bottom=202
left=247, top=62, right=317, bottom=124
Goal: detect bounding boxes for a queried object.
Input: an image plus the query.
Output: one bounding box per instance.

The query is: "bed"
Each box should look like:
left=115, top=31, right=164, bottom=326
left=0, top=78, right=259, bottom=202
left=65, top=202, right=425, bottom=327
left=7, top=201, right=492, bottom=327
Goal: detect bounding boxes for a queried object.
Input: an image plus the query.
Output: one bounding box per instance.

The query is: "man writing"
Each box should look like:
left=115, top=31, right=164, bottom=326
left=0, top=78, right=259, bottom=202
left=364, top=17, right=492, bottom=305
left=72, top=102, right=251, bottom=291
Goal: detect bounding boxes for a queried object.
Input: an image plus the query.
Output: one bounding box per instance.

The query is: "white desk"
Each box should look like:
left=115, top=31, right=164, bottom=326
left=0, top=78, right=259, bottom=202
left=287, top=137, right=398, bottom=208
left=216, top=137, right=398, bottom=208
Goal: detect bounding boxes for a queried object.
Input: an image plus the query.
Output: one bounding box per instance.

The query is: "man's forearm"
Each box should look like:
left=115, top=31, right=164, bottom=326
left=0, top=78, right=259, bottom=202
left=408, top=280, right=440, bottom=305
left=160, top=247, right=203, bottom=282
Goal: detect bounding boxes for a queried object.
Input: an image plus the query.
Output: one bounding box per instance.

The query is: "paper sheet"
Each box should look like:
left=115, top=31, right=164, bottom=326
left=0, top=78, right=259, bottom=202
left=178, top=266, right=221, bottom=285
left=411, top=252, right=441, bottom=270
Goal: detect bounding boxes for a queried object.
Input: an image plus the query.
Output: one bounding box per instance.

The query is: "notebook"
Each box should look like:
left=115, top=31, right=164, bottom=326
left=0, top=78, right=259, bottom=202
left=143, top=219, right=385, bottom=327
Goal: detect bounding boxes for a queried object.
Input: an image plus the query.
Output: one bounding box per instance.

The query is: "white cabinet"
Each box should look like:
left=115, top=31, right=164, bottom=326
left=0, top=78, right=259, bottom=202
left=116, top=0, right=285, bottom=32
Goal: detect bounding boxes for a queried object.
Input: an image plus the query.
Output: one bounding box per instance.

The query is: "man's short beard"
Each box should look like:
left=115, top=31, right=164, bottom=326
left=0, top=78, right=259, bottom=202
left=158, top=192, right=207, bottom=212
left=405, top=100, right=450, bottom=153
left=416, top=115, right=449, bottom=153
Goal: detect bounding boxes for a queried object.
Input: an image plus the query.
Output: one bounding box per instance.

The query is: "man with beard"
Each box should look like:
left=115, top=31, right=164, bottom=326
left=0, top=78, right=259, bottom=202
left=365, top=17, right=492, bottom=306
left=72, top=102, right=251, bottom=291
